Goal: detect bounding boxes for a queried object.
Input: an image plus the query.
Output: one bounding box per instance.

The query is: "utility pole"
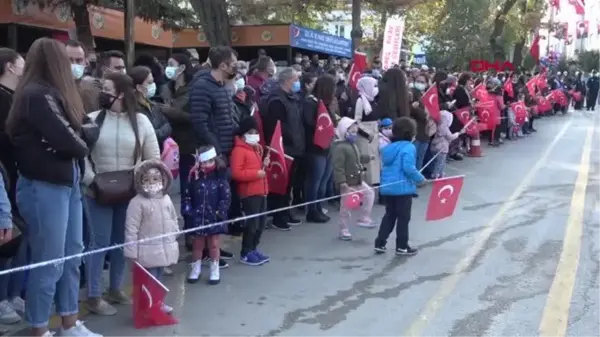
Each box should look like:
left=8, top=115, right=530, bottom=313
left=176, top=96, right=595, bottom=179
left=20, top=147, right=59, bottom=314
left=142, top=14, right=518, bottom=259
left=124, top=0, right=136, bottom=68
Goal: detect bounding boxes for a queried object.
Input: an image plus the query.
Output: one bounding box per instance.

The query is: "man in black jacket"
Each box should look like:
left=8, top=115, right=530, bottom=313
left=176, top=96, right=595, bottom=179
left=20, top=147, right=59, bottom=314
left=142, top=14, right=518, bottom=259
left=263, top=67, right=305, bottom=230
left=587, top=70, right=599, bottom=111
left=190, top=46, right=239, bottom=159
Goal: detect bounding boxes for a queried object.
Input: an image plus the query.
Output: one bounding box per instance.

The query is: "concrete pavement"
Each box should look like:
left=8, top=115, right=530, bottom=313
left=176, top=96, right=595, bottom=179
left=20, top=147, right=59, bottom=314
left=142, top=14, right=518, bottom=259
left=8, top=109, right=600, bottom=336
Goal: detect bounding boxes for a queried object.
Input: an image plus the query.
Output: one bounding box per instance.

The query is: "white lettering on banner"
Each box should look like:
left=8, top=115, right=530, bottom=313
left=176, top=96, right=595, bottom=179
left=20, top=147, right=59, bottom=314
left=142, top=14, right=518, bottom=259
left=381, top=17, right=405, bottom=70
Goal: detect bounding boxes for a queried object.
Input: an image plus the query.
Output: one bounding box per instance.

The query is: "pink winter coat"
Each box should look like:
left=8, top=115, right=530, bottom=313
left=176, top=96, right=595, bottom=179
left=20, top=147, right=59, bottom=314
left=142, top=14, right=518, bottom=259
left=431, top=110, right=460, bottom=154
left=124, top=159, right=180, bottom=268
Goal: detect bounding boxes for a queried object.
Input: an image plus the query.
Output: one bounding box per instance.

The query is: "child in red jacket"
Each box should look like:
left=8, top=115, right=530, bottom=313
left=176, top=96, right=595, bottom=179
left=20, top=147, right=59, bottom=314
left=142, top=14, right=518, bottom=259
left=230, top=117, right=270, bottom=266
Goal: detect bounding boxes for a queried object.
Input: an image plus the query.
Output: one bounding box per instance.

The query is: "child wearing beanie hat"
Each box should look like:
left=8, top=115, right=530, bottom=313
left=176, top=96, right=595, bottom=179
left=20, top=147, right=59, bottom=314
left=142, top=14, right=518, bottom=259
left=230, top=117, right=270, bottom=266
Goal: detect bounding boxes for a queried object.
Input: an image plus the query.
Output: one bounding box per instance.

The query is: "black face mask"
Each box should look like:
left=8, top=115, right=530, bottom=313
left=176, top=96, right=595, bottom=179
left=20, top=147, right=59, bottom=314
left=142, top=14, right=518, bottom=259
left=98, top=92, right=118, bottom=110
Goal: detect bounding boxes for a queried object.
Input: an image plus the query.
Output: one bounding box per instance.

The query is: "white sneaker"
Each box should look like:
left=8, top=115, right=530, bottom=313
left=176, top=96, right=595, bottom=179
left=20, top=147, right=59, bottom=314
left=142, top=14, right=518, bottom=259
left=0, top=299, right=21, bottom=324
left=161, top=302, right=173, bottom=314
left=208, top=260, right=220, bottom=285
left=59, top=320, right=102, bottom=337
left=41, top=331, right=55, bottom=337
left=187, top=260, right=202, bottom=284
left=10, top=297, right=25, bottom=313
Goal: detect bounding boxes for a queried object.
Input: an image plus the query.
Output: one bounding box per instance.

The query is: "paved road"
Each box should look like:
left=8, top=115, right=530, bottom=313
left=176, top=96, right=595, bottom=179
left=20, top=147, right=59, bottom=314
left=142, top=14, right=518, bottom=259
left=10, top=109, right=600, bottom=336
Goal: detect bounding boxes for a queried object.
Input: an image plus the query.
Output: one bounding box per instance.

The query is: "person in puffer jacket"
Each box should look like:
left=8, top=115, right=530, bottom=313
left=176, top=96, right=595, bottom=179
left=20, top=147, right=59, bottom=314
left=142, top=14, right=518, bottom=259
left=376, top=117, right=427, bottom=256
left=124, top=159, right=179, bottom=314
left=430, top=110, right=463, bottom=179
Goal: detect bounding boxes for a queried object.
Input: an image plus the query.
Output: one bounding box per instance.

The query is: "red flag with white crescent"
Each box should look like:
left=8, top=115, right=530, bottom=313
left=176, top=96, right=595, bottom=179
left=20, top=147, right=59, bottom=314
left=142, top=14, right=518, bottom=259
left=470, top=83, right=490, bottom=102
left=132, top=262, right=177, bottom=329
left=503, top=78, right=514, bottom=98
left=525, top=77, right=538, bottom=96
left=348, top=51, right=367, bottom=90
left=266, top=121, right=289, bottom=195
left=536, top=96, right=552, bottom=112
left=452, top=107, right=477, bottom=136
left=510, top=101, right=528, bottom=125
left=313, top=99, right=335, bottom=149
left=420, top=85, right=440, bottom=121
left=474, top=100, right=498, bottom=131
left=426, top=175, right=464, bottom=221
left=568, top=0, right=585, bottom=15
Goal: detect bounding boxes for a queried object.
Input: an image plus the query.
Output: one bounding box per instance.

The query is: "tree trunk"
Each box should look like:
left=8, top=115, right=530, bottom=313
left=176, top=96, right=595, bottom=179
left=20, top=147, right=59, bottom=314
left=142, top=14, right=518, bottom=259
left=372, top=8, right=388, bottom=58
left=511, top=0, right=527, bottom=67
left=124, top=0, right=135, bottom=68
left=351, top=0, right=362, bottom=52
left=189, top=0, right=231, bottom=46
left=489, top=0, right=519, bottom=60
left=70, top=0, right=95, bottom=56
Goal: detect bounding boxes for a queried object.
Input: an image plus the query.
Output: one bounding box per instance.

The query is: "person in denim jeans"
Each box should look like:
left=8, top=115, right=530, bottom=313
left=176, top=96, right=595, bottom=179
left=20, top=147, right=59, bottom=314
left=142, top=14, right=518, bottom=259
left=83, top=72, right=160, bottom=316
left=0, top=174, right=24, bottom=325
left=7, top=38, right=100, bottom=337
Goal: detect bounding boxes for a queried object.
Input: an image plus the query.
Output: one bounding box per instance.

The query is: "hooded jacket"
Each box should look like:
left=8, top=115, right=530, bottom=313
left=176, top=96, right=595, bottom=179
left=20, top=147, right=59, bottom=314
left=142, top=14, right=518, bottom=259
left=379, top=140, right=425, bottom=196
left=230, top=136, right=268, bottom=197
left=431, top=110, right=460, bottom=154
left=124, top=159, right=179, bottom=268
left=331, top=117, right=370, bottom=187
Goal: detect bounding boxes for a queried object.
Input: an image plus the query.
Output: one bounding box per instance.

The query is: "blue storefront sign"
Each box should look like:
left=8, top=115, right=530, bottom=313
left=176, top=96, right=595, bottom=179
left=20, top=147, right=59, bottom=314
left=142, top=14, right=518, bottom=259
left=289, top=25, right=352, bottom=58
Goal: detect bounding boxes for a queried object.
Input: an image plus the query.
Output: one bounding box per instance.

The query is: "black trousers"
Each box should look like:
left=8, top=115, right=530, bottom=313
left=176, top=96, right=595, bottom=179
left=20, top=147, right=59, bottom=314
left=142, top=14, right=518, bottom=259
left=587, top=92, right=598, bottom=110
left=375, top=195, right=412, bottom=249
left=241, top=196, right=267, bottom=256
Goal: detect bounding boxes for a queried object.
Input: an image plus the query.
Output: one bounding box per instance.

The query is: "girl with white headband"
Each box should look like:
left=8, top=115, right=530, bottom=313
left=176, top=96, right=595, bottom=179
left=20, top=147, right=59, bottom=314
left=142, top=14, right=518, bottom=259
left=182, top=146, right=231, bottom=285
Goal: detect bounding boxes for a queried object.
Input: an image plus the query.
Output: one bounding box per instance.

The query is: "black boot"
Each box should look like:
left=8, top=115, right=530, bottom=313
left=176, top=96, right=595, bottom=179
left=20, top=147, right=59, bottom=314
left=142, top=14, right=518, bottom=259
left=306, top=210, right=330, bottom=223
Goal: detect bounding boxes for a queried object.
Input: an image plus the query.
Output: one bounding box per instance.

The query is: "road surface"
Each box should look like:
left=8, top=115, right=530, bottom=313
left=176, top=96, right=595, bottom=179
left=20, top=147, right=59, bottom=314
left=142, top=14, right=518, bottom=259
left=9, top=109, right=600, bottom=336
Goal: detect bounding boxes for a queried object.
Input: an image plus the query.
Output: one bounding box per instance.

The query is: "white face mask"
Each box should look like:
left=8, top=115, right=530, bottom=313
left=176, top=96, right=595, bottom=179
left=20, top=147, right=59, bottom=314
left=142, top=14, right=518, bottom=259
left=382, top=129, right=392, bottom=137
left=165, top=66, right=178, bottom=80
left=415, top=83, right=427, bottom=91
left=245, top=134, right=260, bottom=145
left=71, top=64, right=85, bottom=80
left=235, top=77, right=245, bottom=91
left=143, top=182, right=163, bottom=195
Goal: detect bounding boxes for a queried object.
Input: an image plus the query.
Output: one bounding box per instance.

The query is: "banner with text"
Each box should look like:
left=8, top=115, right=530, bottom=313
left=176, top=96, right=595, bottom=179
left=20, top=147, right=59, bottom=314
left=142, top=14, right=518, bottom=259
left=381, top=17, right=405, bottom=70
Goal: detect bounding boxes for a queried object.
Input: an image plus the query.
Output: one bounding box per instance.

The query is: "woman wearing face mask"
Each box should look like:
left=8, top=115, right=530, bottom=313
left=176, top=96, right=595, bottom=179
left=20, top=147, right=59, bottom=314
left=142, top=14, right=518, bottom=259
left=129, top=66, right=172, bottom=150
left=408, top=74, right=430, bottom=170
left=232, top=75, right=255, bottom=119
left=83, top=72, right=160, bottom=316
left=354, top=76, right=381, bottom=187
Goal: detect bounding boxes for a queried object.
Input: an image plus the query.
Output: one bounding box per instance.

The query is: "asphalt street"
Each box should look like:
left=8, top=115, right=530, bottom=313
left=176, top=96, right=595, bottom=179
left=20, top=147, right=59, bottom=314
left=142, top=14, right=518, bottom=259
left=8, top=108, right=600, bottom=336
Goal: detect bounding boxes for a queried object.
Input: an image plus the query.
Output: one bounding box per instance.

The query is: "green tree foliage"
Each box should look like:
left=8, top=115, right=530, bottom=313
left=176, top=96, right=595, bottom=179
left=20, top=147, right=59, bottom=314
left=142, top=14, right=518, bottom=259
left=578, top=50, right=600, bottom=73
left=405, top=0, right=545, bottom=69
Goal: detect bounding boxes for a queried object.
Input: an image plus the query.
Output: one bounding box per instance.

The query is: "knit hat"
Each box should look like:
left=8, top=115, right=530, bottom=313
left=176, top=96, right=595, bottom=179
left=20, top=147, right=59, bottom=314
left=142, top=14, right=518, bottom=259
left=236, top=116, right=258, bottom=136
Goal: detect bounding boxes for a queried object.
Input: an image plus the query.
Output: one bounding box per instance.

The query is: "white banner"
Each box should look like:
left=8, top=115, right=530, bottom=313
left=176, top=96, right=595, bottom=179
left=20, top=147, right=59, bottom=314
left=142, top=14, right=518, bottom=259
left=381, top=17, right=405, bottom=70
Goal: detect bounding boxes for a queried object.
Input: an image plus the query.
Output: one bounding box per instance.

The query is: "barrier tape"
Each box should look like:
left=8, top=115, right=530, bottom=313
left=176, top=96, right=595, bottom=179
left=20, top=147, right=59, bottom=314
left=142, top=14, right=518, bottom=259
left=0, top=150, right=443, bottom=276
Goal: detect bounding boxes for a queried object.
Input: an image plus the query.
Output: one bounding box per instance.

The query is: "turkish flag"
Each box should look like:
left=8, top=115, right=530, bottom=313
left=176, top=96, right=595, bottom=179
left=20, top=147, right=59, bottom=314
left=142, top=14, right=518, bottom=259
left=420, top=85, right=440, bottom=121
left=348, top=51, right=367, bottom=90
left=266, top=121, right=289, bottom=195
left=470, top=83, right=490, bottom=102
left=132, top=262, right=177, bottom=329
left=536, top=96, right=552, bottom=112
left=529, top=35, right=540, bottom=63
left=313, top=100, right=335, bottom=149
left=510, top=101, right=528, bottom=125
left=536, top=74, right=548, bottom=91
left=251, top=105, right=265, bottom=148
left=453, top=107, right=477, bottom=136
left=568, top=0, right=585, bottom=15
left=550, top=89, right=568, bottom=107
left=576, top=20, right=589, bottom=38
left=550, top=0, right=560, bottom=10
left=525, top=77, right=537, bottom=96
left=474, top=100, right=498, bottom=130
left=503, top=79, right=514, bottom=98
left=426, top=175, right=464, bottom=221
left=568, top=90, right=583, bottom=102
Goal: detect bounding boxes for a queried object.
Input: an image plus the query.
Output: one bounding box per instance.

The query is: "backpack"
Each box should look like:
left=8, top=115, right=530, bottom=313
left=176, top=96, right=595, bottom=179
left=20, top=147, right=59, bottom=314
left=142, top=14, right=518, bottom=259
left=161, top=137, right=180, bottom=179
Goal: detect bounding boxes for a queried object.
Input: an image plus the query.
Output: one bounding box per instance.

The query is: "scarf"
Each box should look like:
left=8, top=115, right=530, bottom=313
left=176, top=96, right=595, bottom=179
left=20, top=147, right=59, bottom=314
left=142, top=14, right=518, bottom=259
left=357, top=77, right=378, bottom=116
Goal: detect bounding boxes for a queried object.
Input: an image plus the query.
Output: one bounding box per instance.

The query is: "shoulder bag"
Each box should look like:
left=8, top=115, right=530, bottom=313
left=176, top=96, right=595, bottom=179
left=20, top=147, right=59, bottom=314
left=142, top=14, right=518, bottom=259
left=89, top=109, right=137, bottom=205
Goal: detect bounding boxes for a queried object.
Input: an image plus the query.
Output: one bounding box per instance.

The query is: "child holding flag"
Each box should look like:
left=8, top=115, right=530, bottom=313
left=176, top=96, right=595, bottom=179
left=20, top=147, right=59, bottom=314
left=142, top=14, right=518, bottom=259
left=230, top=117, right=270, bottom=266
left=124, top=159, right=179, bottom=314
left=376, top=117, right=428, bottom=256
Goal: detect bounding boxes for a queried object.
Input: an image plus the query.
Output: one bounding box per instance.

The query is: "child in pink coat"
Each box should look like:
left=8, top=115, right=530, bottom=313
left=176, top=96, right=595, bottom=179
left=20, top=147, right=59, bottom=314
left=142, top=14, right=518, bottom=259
left=125, top=159, right=179, bottom=314
left=430, top=110, right=464, bottom=178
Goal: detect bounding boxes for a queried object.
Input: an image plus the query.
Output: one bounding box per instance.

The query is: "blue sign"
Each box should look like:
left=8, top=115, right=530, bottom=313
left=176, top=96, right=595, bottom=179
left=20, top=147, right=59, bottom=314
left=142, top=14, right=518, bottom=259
left=289, top=25, right=352, bottom=58
left=413, top=54, right=427, bottom=65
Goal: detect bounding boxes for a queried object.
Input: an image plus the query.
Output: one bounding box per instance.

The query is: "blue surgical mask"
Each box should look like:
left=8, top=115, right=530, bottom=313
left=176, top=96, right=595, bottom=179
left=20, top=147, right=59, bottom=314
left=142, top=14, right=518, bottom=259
left=146, top=83, right=156, bottom=98
left=165, top=66, right=178, bottom=80
left=291, top=80, right=301, bottom=93
left=345, top=133, right=358, bottom=143
left=235, top=77, right=245, bottom=91
left=71, top=64, right=85, bottom=80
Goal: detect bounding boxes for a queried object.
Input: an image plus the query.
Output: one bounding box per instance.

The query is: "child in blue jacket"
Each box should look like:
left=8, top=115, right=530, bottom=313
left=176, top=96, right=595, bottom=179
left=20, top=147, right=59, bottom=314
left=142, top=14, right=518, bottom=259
left=375, top=117, right=427, bottom=256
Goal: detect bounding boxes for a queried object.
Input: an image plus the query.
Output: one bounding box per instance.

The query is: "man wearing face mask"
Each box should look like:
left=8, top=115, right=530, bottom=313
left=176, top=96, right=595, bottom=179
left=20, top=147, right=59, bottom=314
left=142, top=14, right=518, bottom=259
left=263, top=67, right=306, bottom=230
left=190, top=46, right=239, bottom=158
left=64, top=40, right=101, bottom=112
left=248, top=56, right=273, bottom=102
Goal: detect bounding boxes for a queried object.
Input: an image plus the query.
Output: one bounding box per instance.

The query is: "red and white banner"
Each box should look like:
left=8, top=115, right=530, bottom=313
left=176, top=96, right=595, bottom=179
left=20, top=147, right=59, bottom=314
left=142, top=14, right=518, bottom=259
left=380, top=17, right=405, bottom=70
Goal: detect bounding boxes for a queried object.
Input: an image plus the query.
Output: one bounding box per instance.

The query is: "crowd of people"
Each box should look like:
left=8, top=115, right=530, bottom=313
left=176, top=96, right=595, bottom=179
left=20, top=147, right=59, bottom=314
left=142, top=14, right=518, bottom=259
left=0, top=37, right=598, bottom=337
